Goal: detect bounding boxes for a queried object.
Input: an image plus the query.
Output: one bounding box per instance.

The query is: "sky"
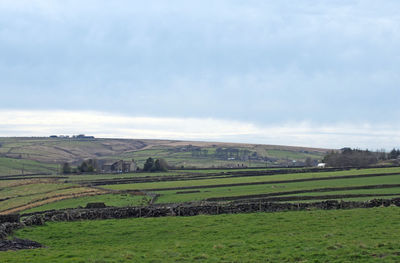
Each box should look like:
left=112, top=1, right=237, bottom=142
left=0, top=0, right=399, bottom=149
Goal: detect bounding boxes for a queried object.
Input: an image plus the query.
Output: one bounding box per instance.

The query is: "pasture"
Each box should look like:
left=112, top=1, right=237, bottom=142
left=2, top=166, right=399, bottom=214
left=2, top=207, right=400, bottom=262
left=1, top=164, right=400, bottom=263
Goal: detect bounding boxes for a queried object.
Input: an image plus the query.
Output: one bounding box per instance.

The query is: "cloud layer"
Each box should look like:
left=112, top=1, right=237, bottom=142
left=0, top=0, right=399, bottom=125
left=0, top=1, right=399, bottom=148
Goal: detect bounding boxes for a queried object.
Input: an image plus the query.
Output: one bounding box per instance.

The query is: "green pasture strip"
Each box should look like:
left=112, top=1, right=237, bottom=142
left=278, top=187, right=400, bottom=197
left=3, top=207, right=400, bottom=262
left=280, top=195, right=400, bottom=203
left=0, top=157, right=57, bottom=176
left=154, top=174, right=400, bottom=203
left=22, top=194, right=145, bottom=213
left=169, top=167, right=294, bottom=173
left=0, top=183, right=75, bottom=200
left=0, top=187, right=95, bottom=212
left=102, top=167, right=400, bottom=191
left=65, top=171, right=183, bottom=182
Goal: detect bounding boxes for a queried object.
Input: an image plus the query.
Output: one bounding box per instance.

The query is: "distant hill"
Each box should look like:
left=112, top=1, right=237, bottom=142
left=0, top=137, right=329, bottom=174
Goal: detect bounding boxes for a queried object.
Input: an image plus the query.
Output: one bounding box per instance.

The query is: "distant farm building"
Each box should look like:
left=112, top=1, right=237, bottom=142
left=75, top=134, right=95, bottom=139
left=102, top=160, right=137, bottom=173
left=317, top=163, right=326, bottom=168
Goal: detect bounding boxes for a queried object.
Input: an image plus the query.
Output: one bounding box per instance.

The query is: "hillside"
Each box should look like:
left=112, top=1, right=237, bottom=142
left=0, top=137, right=328, bottom=175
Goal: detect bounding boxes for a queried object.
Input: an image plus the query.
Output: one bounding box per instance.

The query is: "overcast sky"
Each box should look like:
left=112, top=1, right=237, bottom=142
left=1, top=0, right=399, bottom=149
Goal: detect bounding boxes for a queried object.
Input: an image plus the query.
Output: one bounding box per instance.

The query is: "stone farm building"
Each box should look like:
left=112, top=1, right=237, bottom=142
left=102, top=160, right=137, bottom=173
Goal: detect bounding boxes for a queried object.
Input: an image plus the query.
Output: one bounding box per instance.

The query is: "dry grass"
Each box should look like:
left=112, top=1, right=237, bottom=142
left=1, top=188, right=108, bottom=214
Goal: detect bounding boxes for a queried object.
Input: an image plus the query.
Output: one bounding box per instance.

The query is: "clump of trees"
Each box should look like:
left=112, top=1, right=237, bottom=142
left=61, top=159, right=98, bottom=174
left=143, top=157, right=169, bottom=172
left=62, top=163, right=72, bottom=174
left=77, top=159, right=97, bottom=173
left=323, top=147, right=400, bottom=168
left=323, top=148, right=378, bottom=167
left=388, top=149, right=400, bottom=159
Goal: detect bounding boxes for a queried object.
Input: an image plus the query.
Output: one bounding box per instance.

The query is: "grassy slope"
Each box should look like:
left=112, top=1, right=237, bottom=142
left=4, top=167, right=400, bottom=213
left=154, top=174, right=400, bottom=203
left=281, top=187, right=400, bottom=197
left=0, top=137, right=327, bottom=172
left=0, top=187, right=98, bottom=213
left=3, top=207, right=400, bottom=262
left=23, top=194, right=146, bottom=213
left=102, top=167, right=400, bottom=190
left=0, top=183, right=75, bottom=200
left=0, top=157, right=57, bottom=175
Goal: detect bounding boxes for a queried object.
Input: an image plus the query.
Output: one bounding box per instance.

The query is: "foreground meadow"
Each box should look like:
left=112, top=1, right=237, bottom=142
left=3, top=207, right=400, bottom=262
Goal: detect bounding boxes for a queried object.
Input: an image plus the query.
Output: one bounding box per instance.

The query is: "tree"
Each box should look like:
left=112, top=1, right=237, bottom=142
left=143, top=157, right=169, bottom=172
left=323, top=148, right=378, bottom=167
left=77, top=159, right=96, bottom=173
left=155, top=158, right=168, bottom=172
left=143, top=157, right=155, bottom=171
left=78, top=161, right=88, bottom=173
left=389, top=148, right=400, bottom=159
left=62, top=163, right=71, bottom=174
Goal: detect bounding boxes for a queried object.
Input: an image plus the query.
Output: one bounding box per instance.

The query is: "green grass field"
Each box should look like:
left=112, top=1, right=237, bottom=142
left=153, top=174, right=400, bottom=203
left=1, top=160, right=400, bottom=262
left=64, top=172, right=180, bottom=182
left=22, top=194, right=147, bottom=213
left=0, top=186, right=99, bottom=213
left=4, top=167, right=399, bottom=213
left=2, top=207, right=400, bottom=262
left=0, top=157, right=57, bottom=176
left=0, top=179, right=105, bottom=213
left=102, top=167, right=400, bottom=191
left=97, top=167, right=400, bottom=205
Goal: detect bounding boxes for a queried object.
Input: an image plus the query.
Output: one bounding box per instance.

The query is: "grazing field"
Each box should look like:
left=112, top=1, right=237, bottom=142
left=153, top=174, right=400, bottom=203
left=96, top=167, right=400, bottom=204
left=102, top=167, right=400, bottom=190
left=1, top=161, right=400, bottom=262
left=0, top=157, right=57, bottom=176
left=64, top=171, right=184, bottom=182
left=0, top=179, right=107, bottom=214
left=4, top=167, right=400, bottom=214
left=3, top=207, right=400, bottom=262
left=22, top=194, right=146, bottom=214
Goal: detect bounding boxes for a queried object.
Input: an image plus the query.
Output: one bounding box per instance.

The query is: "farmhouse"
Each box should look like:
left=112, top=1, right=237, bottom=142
left=102, top=160, right=137, bottom=173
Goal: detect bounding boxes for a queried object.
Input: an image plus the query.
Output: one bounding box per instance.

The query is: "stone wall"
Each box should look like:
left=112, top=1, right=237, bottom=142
left=0, top=214, right=20, bottom=224
left=1, top=198, right=400, bottom=241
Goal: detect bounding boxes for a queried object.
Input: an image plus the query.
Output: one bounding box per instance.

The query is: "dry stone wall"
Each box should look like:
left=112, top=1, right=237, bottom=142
left=1, top=198, right=399, bottom=242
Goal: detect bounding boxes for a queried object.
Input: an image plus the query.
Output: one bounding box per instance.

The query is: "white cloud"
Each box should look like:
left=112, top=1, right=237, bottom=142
left=0, top=110, right=399, bottom=150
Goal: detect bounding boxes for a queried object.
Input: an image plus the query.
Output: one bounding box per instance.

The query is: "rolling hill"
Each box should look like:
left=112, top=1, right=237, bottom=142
left=0, top=137, right=328, bottom=175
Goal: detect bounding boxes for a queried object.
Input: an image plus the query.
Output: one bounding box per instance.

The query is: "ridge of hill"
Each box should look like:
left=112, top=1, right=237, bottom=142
left=0, top=137, right=329, bottom=174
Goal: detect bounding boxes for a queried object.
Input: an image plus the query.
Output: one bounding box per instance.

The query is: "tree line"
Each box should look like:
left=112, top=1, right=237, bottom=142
left=61, top=157, right=169, bottom=174
left=323, top=148, right=400, bottom=168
